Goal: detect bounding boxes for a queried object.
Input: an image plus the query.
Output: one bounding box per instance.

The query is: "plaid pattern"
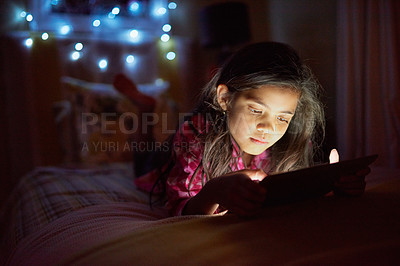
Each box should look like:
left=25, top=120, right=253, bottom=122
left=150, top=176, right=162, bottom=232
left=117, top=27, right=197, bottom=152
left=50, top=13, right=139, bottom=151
left=0, top=163, right=146, bottom=256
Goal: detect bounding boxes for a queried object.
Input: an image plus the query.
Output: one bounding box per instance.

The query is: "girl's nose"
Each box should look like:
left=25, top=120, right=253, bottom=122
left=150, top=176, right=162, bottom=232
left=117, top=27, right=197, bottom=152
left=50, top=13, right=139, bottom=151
left=256, top=121, right=275, bottom=134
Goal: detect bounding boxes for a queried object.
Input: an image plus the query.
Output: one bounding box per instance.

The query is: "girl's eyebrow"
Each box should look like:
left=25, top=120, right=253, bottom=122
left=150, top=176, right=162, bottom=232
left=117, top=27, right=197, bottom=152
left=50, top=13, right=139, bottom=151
left=246, top=95, right=295, bottom=115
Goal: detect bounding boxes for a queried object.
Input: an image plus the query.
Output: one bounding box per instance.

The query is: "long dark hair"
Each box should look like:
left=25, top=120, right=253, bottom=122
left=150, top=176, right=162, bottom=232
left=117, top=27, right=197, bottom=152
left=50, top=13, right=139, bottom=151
left=151, top=42, right=325, bottom=201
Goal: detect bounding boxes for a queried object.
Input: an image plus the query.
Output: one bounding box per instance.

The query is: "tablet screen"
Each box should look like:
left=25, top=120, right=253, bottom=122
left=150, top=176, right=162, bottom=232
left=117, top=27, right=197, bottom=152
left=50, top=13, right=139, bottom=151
left=260, top=154, right=378, bottom=206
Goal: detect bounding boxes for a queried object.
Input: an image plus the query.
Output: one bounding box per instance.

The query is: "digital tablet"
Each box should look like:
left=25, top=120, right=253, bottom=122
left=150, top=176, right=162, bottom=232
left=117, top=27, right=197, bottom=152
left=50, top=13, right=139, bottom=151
left=260, top=154, right=378, bottom=206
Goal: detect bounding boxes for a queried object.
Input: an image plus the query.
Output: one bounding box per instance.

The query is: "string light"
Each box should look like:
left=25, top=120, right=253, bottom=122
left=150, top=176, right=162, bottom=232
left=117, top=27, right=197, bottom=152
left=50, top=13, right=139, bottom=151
left=160, top=34, right=170, bottom=42
left=112, top=7, right=120, bottom=15
left=155, top=7, right=167, bottom=16
left=129, top=2, right=140, bottom=14
left=75, top=42, right=83, bottom=51
left=92, top=19, right=101, bottom=27
left=25, top=38, right=33, bottom=47
left=71, top=51, right=80, bottom=60
left=98, top=59, right=108, bottom=69
left=168, top=2, right=177, bottom=10
left=26, top=14, right=33, bottom=22
left=166, top=52, right=176, bottom=60
left=60, top=25, right=72, bottom=35
left=41, top=32, right=49, bottom=40
left=129, top=29, right=139, bottom=38
left=162, top=24, right=171, bottom=32
left=14, top=3, right=179, bottom=71
left=126, top=55, right=135, bottom=64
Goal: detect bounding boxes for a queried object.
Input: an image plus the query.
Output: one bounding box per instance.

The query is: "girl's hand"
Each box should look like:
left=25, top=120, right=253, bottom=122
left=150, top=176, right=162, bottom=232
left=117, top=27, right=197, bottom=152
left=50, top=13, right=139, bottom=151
left=211, top=169, right=267, bottom=216
left=329, top=149, right=369, bottom=196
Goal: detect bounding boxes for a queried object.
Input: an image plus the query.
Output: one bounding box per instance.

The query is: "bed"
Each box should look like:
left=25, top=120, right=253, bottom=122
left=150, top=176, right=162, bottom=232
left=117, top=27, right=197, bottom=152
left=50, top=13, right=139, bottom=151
left=1, top=164, right=399, bottom=265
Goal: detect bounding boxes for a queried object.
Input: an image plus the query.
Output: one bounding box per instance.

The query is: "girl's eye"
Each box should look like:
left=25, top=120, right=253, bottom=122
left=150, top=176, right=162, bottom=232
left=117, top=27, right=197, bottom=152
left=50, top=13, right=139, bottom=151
left=249, top=108, right=262, bottom=114
left=277, top=116, right=289, bottom=123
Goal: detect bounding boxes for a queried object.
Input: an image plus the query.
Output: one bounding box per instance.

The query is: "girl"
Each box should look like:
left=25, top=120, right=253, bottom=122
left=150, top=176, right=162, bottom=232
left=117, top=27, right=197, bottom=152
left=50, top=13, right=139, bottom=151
left=131, top=42, right=368, bottom=216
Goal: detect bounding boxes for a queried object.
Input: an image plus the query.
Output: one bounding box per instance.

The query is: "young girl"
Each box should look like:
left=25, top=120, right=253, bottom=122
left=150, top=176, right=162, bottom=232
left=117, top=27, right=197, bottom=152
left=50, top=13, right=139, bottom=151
left=130, top=42, right=368, bottom=216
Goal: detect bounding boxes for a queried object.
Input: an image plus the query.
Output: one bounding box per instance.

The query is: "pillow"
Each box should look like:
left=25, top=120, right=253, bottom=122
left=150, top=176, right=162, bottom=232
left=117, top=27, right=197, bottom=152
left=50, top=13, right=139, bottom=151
left=57, top=77, right=138, bottom=165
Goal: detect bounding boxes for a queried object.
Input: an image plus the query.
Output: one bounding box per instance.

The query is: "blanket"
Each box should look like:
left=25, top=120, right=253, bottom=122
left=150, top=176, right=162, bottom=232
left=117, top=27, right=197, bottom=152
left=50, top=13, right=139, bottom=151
left=4, top=169, right=400, bottom=265
left=0, top=163, right=162, bottom=261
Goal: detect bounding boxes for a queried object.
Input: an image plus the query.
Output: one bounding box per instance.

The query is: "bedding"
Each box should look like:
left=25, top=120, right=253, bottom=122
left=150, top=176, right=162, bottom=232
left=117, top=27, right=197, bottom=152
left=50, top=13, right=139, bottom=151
left=1, top=165, right=399, bottom=265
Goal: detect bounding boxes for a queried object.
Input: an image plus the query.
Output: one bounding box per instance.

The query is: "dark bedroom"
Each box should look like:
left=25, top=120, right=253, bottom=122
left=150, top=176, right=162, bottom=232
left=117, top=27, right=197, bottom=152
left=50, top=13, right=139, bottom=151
left=0, top=0, right=399, bottom=264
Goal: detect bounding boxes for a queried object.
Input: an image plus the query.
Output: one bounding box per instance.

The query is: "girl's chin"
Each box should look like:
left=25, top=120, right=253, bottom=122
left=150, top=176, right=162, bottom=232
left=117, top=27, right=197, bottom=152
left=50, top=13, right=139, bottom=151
left=243, top=146, right=271, bottom=156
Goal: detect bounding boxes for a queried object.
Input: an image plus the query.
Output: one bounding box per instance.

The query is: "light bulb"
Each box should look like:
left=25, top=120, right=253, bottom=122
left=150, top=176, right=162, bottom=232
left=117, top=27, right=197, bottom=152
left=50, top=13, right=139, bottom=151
left=129, top=2, right=140, bottom=12
left=126, top=55, right=135, bottom=64
left=162, top=24, right=171, bottom=32
left=155, top=7, right=167, bottom=16
left=71, top=51, right=80, bottom=61
left=75, top=42, right=83, bottom=51
left=26, top=14, right=33, bottom=22
left=161, top=34, right=170, bottom=42
left=130, top=29, right=139, bottom=38
left=98, top=59, right=108, bottom=69
left=166, top=52, right=176, bottom=60
left=93, top=19, right=101, bottom=27
left=25, top=38, right=33, bottom=47
left=168, top=2, right=177, bottom=10
left=60, top=25, right=71, bottom=35
left=112, top=7, right=120, bottom=15
left=41, top=32, right=49, bottom=40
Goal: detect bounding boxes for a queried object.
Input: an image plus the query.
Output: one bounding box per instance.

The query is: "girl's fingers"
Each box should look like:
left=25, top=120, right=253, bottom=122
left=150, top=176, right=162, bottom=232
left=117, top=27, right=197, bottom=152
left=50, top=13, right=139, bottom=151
left=339, top=175, right=362, bottom=183
left=329, top=149, right=340, bottom=164
left=356, top=167, right=371, bottom=176
left=335, top=180, right=366, bottom=189
left=239, top=183, right=266, bottom=203
left=338, top=167, right=369, bottom=183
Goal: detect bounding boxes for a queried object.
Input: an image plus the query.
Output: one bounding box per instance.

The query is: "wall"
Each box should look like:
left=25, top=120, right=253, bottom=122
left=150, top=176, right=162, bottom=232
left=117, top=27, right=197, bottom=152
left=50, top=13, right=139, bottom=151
left=267, top=0, right=337, bottom=156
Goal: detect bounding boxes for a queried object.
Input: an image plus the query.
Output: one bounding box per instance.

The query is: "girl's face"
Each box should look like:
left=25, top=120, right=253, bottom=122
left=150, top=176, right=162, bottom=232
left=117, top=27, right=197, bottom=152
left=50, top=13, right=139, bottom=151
left=219, top=85, right=300, bottom=156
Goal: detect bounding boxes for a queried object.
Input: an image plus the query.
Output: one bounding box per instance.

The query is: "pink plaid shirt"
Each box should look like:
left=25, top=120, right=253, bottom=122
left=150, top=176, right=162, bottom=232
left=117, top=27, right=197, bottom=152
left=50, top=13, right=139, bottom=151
left=135, top=115, right=271, bottom=216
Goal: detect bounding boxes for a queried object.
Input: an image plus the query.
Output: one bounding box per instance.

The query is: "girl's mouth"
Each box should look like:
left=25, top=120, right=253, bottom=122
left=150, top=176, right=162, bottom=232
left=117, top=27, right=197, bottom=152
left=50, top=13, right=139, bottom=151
left=250, top=137, right=268, bottom=145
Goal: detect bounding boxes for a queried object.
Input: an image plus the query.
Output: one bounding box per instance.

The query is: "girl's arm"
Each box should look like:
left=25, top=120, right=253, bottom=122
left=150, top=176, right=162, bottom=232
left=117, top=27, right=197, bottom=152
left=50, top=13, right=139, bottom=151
left=182, top=169, right=267, bottom=216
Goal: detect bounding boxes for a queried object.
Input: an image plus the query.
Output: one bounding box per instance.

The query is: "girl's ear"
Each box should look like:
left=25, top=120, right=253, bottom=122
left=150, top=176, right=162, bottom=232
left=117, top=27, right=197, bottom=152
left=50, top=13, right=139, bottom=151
left=217, top=84, right=230, bottom=111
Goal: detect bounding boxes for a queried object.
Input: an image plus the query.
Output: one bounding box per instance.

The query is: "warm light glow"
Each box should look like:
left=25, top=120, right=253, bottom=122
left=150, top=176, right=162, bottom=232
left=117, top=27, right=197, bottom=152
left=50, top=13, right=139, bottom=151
left=75, top=42, right=83, bottom=51
left=98, top=59, right=108, bottom=69
left=60, top=25, right=71, bottom=35
left=41, top=32, right=49, bottom=40
left=93, top=19, right=101, bottom=27
left=168, top=2, right=177, bottom=10
left=25, top=38, right=33, bottom=47
left=71, top=51, right=80, bottom=60
left=161, top=34, right=170, bottom=42
left=162, top=24, right=171, bottom=32
left=126, top=55, right=135, bottom=64
left=166, top=52, right=176, bottom=60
